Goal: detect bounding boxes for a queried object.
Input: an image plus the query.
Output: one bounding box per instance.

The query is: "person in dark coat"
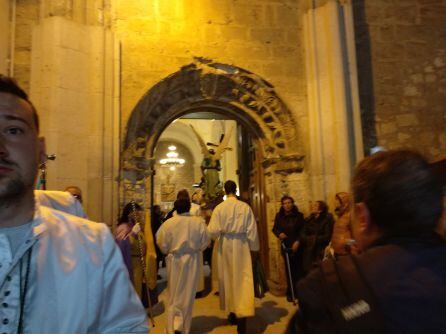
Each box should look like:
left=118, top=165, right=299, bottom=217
left=272, top=195, right=305, bottom=301
left=300, top=201, right=334, bottom=275
left=152, top=205, right=165, bottom=272
left=286, top=150, right=446, bottom=334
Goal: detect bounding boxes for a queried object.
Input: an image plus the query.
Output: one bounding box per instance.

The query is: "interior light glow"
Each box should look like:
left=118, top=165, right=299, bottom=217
left=166, top=151, right=179, bottom=158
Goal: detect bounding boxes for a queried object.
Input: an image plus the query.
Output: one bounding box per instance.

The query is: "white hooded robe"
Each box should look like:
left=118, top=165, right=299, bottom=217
left=156, top=212, right=210, bottom=334
left=208, top=196, right=260, bottom=318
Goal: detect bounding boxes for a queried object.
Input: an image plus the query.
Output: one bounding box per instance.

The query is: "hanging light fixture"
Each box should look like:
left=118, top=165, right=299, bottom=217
left=160, top=145, right=186, bottom=167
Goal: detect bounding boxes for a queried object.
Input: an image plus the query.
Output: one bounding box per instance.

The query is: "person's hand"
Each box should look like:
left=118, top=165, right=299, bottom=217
left=292, top=241, right=300, bottom=253
left=350, top=243, right=360, bottom=255
left=346, top=240, right=360, bottom=255
left=279, top=233, right=287, bottom=240
left=115, top=224, right=131, bottom=241
left=131, top=223, right=142, bottom=235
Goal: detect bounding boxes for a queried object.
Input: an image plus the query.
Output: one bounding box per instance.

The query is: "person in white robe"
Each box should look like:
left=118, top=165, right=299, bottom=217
left=208, top=180, right=259, bottom=334
left=34, top=189, right=87, bottom=218
left=169, top=190, right=206, bottom=295
left=156, top=198, right=210, bottom=334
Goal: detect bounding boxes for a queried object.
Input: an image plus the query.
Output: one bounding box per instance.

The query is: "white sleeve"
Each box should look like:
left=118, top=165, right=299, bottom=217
left=73, top=199, right=88, bottom=219
left=199, top=220, right=211, bottom=251
left=156, top=223, right=170, bottom=254
left=97, top=226, right=149, bottom=333
left=247, top=207, right=260, bottom=251
left=207, top=206, right=221, bottom=239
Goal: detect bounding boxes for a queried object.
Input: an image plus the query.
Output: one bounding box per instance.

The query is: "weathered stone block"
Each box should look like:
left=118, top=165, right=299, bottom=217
left=250, top=28, right=285, bottom=45
left=380, top=122, right=397, bottom=135
left=15, top=22, right=34, bottom=48
left=398, top=132, right=411, bottom=143
left=233, top=3, right=264, bottom=26
left=392, top=5, right=418, bottom=25
left=404, top=85, right=420, bottom=97
left=219, top=26, right=249, bottom=42
left=275, top=4, right=298, bottom=27
left=396, top=113, right=419, bottom=127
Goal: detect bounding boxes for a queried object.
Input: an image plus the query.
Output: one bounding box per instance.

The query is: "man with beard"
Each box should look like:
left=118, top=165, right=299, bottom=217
left=0, top=76, right=148, bottom=333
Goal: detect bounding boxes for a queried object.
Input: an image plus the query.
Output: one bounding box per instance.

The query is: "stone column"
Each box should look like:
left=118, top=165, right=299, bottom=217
left=0, top=0, right=10, bottom=74
left=304, top=0, right=364, bottom=207
left=30, top=16, right=120, bottom=224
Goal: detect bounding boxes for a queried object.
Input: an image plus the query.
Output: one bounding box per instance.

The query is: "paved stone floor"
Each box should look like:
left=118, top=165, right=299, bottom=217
left=148, top=266, right=296, bottom=333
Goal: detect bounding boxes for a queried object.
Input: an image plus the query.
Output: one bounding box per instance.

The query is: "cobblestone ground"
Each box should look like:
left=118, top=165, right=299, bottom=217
left=148, top=266, right=296, bottom=333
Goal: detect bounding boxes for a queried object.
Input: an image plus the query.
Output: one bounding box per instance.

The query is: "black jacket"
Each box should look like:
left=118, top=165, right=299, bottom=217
left=272, top=206, right=305, bottom=248
left=300, top=212, right=334, bottom=273
left=287, top=235, right=446, bottom=334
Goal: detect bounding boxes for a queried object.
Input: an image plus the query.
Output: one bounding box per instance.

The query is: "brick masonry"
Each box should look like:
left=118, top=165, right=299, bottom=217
left=354, top=0, right=446, bottom=160
left=114, top=0, right=308, bottom=153
left=10, top=1, right=445, bottom=161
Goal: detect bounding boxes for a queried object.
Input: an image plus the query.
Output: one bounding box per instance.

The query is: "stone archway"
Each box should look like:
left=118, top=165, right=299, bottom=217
left=123, top=57, right=303, bottom=182
left=122, top=58, right=304, bottom=292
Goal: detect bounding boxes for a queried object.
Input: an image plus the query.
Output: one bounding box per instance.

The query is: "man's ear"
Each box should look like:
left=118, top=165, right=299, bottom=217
left=354, top=202, right=372, bottom=233
left=38, top=137, right=46, bottom=165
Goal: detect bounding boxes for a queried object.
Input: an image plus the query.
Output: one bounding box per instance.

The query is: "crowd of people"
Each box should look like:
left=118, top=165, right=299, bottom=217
left=272, top=191, right=359, bottom=302
left=115, top=180, right=259, bottom=334
left=0, top=74, right=445, bottom=333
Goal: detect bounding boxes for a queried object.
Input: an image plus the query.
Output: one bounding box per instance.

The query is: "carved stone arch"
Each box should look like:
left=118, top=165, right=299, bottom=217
left=122, top=59, right=305, bottom=292
left=123, top=58, right=304, bottom=200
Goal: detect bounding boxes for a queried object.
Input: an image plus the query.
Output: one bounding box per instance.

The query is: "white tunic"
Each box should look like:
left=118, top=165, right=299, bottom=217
left=34, top=190, right=87, bottom=218
left=173, top=202, right=205, bottom=292
left=0, top=204, right=148, bottom=333
left=208, top=196, right=260, bottom=317
left=156, top=213, right=210, bottom=334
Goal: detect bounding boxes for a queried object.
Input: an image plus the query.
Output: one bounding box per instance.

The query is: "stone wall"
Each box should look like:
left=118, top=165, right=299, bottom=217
left=0, top=0, right=10, bottom=74
left=13, top=0, right=40, bottom=91
left=354, top=0, right=446, bottom=160
left=115, top=0, right=308, bottom=156
left=30, top=16, right=120, bottom=223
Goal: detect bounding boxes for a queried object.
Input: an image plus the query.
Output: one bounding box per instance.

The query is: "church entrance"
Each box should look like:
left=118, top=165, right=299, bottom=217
left=152, top=109, right=270, bottom=273
left=122, top=58, right=304, bottom=291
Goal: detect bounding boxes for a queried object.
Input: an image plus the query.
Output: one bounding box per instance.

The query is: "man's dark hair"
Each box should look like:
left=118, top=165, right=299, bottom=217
left=281, top=195, right=294, bottom=204
left=177, top=189, right=190, bottom=200
left=224, top=180, right=237, bottom=195
left=119, top=202, right=142, bottom=225
left=316, top=200, right=328, bottom=214
left=174, top=198, right=191, bottom=214
left=352, top=150, right=443, bottom=236
left=0, top=75, right=39, bottom=131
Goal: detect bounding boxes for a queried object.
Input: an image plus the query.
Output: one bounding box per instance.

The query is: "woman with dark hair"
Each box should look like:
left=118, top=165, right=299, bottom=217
left=115, top=202, right=149, bottom=303
left=300, top=200, right=334, bottom=275
left=272, top=196, right=305, bottom=302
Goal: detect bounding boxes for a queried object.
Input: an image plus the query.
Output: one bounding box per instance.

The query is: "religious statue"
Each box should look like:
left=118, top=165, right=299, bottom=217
left=190, top=125, right=234, bottom=202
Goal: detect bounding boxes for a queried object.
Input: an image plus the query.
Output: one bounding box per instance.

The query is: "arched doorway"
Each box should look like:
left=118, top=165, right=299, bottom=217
left=122, top=58, right=304, bottom=291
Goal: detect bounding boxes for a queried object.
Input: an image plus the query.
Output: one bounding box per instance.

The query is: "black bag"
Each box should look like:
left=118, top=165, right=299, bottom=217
left=319, top=256, right=386, bottom=334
